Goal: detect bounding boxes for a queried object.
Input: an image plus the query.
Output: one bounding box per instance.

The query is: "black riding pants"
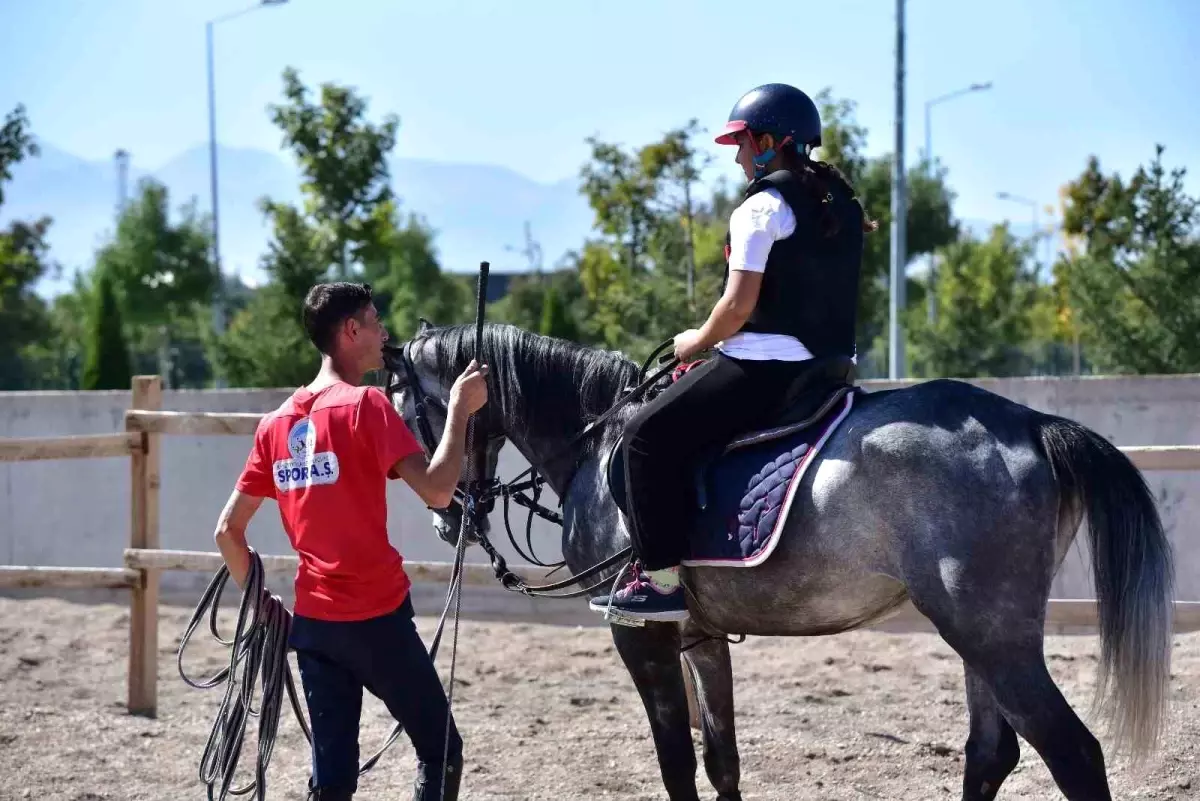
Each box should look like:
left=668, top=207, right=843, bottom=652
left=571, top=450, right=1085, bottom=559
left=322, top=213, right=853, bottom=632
left=288, top=594, right=462, bottom=797
left=622, top=352, right=813, bottom=570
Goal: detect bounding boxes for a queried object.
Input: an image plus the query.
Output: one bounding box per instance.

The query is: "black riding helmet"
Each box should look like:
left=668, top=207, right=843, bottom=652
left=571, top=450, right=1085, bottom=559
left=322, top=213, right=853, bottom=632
left=715, top=83, right=822, bottom=175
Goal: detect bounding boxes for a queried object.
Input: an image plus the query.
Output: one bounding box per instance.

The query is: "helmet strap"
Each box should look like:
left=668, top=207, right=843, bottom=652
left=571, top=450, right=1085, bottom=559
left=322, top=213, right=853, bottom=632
left=751, top=134, right=794, bottom=178
left=752, top=149, right=775, bottom=177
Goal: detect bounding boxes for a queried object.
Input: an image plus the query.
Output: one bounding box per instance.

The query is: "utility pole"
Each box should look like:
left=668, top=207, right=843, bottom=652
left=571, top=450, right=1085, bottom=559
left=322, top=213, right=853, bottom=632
left=507, top=221, right=544, bottom=276
left=114, top=149, right=130, bottom=218
left=206, top=17, right=224, bottom=369
left=888, top=0, right=907, bottom=380
left=205, top=0, right=290, bottom=388
left=996, top=191, right=1040, bottom=277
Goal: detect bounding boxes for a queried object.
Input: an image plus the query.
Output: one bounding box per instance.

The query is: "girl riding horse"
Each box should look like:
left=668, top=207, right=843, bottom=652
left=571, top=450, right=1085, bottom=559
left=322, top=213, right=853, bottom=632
left=592, top=82, right=876, bottom=622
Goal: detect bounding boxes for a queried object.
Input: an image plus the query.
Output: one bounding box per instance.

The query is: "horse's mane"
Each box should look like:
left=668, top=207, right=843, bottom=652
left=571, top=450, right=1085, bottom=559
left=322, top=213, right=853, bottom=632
left=418, top=322, right=641, bottom=441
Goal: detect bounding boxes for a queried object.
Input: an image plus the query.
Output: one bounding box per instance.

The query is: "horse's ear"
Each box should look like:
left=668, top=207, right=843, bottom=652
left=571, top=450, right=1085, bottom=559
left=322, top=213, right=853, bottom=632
left=418, top=317, right=434, bottom=332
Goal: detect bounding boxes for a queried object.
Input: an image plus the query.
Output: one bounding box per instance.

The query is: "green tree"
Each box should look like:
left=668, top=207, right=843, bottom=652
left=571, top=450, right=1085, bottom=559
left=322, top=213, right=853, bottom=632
left=97, top=178, right=216, bottom=328
left=80, top=266, right=131, bottom=390
left=1057, top=145, right=1200, bottom=374
left=580, top=136, right=661, bottom=273
left=489, top=272, right=549, bottom=332
left=574, top=239, right=646, bottom=350
left=361, top=201, right=469, bottom=337
left=0, top=104, right=39, bottom=206
left=92, top=177, right=216, bottom=387
left=909, top=224, right=1040, bottom=378
left=0, top=218, right=55, bottom=389
left=0, top=104, right=57, bottom=390
left=488, top=267, right=587, bottom=341
left=19, top=270, right=91, bottom=389
left=268, top=66, right=399, bottom=279
left=215, top=68, right=457, bottom=386
left=211, top=202, right=326, bottom=388
left=214, top=284, right=317, bottom=388
left=640, top=119, right=714, bottom=314
left=574, top=137, right=656, bottom=353
left=574, top=122, right=720, bottom=357
left=538, top=282, right=580, bottom=341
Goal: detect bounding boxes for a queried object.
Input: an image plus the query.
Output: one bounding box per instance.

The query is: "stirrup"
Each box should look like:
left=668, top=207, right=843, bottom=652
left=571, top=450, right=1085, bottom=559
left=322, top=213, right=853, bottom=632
left=592, top=560, right=646, bottom=628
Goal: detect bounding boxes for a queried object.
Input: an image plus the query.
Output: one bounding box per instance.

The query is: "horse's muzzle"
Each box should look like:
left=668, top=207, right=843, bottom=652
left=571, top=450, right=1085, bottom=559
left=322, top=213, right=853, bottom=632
left=431, top=502, right=488, bottom=547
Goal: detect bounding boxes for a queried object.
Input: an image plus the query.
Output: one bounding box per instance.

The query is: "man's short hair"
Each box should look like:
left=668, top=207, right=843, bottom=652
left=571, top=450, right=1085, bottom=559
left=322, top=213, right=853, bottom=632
left=302, top=282, right=374, bottom=354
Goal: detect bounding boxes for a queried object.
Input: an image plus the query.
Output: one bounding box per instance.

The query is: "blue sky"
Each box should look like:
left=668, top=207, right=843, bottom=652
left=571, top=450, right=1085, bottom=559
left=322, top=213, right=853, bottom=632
left=2, top=0, right=1198, bottom=242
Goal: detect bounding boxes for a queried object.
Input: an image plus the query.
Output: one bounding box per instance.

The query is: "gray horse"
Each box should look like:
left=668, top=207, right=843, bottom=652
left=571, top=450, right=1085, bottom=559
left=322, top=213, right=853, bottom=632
left=384, top=320, right=1174, bottom=801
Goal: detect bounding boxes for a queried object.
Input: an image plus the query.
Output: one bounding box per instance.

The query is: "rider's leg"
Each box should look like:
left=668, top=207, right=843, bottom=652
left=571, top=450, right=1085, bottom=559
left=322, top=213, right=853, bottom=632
left=597, top=352, right=810, bottom=620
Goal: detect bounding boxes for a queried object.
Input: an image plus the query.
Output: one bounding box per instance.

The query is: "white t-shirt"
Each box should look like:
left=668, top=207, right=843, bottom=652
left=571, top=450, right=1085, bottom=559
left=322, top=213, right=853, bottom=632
left=716, top=187, right=815, bottom=361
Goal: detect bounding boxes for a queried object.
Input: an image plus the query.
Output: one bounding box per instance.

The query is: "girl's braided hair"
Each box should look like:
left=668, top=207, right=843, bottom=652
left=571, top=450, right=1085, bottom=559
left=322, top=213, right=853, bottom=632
left=779, top=142, right=879, bottom=238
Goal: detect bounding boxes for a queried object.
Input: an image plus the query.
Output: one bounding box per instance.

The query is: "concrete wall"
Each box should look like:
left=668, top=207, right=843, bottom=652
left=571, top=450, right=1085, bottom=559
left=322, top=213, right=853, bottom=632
left=2, top=374, right=1198, bottom=619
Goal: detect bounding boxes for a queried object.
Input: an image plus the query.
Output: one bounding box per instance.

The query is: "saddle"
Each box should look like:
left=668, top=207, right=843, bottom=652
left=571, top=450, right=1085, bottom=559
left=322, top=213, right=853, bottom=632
left=605, top=355, right=858, bottom=517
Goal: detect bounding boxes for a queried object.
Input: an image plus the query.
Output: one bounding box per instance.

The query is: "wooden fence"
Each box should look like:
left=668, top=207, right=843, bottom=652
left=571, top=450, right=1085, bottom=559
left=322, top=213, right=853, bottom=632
left=2, top=374, right=1200, bottom=718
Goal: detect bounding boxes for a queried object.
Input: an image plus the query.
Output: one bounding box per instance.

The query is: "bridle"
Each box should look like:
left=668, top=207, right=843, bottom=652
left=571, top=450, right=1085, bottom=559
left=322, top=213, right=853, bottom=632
left=383, top=337, right=500, bottom=524
left=380, top=334, right=683, bottom=600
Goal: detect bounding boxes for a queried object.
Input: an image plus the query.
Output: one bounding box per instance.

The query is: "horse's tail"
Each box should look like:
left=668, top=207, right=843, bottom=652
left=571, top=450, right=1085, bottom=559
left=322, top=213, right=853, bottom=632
left=1036, top=415, right=1174, bottom=763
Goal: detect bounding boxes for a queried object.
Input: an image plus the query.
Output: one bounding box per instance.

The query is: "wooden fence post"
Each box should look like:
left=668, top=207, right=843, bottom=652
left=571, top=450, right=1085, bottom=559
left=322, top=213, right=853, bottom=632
left=127, top=375, right=162, bottom=716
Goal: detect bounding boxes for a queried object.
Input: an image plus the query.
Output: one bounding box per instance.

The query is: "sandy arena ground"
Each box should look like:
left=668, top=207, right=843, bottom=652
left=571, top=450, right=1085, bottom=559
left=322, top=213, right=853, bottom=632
left=1, top=595, right=1198, bottom=801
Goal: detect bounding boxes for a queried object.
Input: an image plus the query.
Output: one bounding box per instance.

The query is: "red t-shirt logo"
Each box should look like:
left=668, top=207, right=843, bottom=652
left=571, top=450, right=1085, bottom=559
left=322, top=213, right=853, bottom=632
left=274, top=418, right=340, bottom=491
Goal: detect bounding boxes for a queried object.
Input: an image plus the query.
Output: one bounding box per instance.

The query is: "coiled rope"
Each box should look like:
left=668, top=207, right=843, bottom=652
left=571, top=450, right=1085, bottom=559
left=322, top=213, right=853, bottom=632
left=177, top=546, right=468, bottom=800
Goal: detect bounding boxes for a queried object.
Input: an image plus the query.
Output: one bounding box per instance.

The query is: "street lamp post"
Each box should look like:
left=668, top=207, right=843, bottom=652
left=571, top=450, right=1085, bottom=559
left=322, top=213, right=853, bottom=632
left=888, top=0, right=906, bottom=381
left=923, top=81, right=992, bottom=324
left=996, top=190, right=1040, bottom=275
left=206, top=0, right=288, bottom=387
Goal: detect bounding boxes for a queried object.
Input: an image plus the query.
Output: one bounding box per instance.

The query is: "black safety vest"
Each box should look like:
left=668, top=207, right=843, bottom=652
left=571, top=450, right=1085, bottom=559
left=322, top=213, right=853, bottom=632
left=723, top=169, right=863, bottom=359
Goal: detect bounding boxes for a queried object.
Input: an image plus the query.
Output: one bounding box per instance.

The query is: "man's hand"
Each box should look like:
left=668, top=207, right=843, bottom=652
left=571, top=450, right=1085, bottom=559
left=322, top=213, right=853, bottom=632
left=449, top=360, right=489, bottom=416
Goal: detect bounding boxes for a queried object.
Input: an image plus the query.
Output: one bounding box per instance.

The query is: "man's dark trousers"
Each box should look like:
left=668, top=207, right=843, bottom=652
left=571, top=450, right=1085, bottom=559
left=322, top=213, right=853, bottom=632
left=289, top=594, right=463, bottom=799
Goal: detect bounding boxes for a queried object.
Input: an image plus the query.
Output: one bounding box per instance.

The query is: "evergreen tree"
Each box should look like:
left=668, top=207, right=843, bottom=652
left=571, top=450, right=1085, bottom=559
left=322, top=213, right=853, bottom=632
left=81, top=267, right=131, bottom=390
left=909, top=224, right=1039, bottom=378
left=539, top=283, right=579, bottom=341
left=1057, top=145, right=1200, bottom=373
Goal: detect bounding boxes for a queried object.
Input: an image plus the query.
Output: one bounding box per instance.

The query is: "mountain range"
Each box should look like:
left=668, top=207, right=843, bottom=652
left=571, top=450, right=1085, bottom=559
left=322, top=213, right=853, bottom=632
left=4, top=142, right=1050, bottom=299
left=4, top=142, right=599, bottom=298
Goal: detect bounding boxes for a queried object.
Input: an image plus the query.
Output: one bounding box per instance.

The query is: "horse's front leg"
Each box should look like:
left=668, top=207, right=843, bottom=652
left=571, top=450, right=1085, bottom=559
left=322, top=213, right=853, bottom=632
left=681, top=622, right=741, bottom=801
left=611, top=621, right=700, bottom=801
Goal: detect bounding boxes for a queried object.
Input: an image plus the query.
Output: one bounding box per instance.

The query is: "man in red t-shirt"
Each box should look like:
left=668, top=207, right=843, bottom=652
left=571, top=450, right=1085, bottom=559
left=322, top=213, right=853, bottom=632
left=212, top=281, right=487, bottom=801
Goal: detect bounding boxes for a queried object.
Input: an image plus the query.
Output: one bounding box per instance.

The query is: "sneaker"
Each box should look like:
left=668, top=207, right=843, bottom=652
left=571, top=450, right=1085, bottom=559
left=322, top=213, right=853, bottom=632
left=588, top=563, right=690, bottom=622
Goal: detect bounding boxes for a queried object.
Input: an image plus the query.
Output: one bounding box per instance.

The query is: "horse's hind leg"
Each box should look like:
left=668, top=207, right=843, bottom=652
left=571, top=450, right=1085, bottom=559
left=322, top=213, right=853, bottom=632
left=681, top=623, right=742, bottom=801
left=934, top=625, right=1110, bottom=800
left=961, top=663, right=1020, bottom=800
left=971, top=645, right=1107, bottom=799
